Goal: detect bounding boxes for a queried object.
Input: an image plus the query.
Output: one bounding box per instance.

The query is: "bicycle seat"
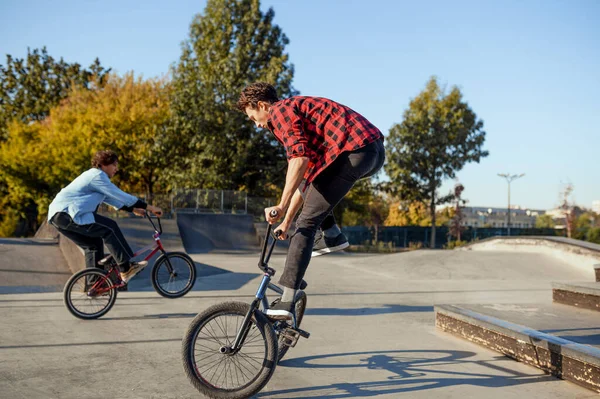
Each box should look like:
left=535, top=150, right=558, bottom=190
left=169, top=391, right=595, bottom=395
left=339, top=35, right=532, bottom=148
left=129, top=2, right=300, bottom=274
left=98, top=255, right=114, bottom=266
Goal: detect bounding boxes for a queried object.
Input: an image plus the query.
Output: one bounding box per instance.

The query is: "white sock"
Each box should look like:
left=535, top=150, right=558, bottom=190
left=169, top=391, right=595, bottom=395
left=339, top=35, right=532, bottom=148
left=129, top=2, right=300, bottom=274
left=323, top=224, right=342, bottom=238
left=281, top=287, right=296, bottom=303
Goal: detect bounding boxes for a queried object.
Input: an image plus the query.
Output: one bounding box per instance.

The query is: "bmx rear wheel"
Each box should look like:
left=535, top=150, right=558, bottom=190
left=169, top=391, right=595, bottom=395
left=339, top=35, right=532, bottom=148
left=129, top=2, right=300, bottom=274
left=63, top=268, right=117, bottom=319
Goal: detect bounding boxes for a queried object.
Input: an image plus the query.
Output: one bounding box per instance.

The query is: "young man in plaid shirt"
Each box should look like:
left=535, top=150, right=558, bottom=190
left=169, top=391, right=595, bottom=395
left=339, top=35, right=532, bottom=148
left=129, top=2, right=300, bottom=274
left=237, top=82, right=385, bottom=319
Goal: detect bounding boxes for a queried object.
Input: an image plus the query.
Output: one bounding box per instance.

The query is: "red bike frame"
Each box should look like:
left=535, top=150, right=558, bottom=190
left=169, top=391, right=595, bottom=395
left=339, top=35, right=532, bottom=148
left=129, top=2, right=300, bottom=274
left=88, top=213, right=165, bottom=295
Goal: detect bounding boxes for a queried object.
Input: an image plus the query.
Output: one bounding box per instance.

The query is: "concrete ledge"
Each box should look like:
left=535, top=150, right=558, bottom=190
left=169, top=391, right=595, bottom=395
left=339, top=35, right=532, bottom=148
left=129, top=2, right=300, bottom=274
left=552, top=282, right=600, bottom=312
left=435, top=304, right=600, bottom=393
left=595, top=264, right=600, bottom=282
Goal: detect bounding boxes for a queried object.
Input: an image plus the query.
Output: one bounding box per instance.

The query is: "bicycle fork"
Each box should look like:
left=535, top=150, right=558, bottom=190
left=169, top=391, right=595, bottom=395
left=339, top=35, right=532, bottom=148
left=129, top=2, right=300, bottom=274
left=229, top=272, right=272, bottom=352
left=230, top=272, right=309, bottom=353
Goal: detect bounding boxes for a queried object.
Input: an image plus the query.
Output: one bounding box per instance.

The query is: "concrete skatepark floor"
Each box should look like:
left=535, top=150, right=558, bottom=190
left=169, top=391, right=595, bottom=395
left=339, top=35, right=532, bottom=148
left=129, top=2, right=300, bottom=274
left=0, top=249, right=597, bottom=398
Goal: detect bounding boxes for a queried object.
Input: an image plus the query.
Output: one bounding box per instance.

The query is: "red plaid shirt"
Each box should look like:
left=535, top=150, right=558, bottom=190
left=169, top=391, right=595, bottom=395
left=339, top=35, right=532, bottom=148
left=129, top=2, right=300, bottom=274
left=267, top=96, right=383, bottom=185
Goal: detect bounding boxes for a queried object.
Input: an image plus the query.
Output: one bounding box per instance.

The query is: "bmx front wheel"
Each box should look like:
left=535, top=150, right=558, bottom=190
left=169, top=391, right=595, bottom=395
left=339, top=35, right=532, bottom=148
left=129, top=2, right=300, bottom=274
left=182, top=301, right=278, bottom=399
left=151, top=252, right=196, bottom=298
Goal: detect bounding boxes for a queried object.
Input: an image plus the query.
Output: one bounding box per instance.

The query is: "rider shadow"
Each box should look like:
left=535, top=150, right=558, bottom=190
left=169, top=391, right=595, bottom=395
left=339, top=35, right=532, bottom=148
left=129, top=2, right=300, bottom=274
left=305, top=304, right=433, bottom=316
left=256, top=350, right=557, bottom=398
left=125, top=256, right=260, bottom=292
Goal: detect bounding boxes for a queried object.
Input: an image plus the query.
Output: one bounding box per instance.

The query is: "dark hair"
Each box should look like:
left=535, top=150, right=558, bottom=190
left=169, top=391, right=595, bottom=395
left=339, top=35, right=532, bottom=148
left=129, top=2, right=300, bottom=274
left=236, top=82, right=279, bottom=111
left=91, top=150, right=118, bottom=168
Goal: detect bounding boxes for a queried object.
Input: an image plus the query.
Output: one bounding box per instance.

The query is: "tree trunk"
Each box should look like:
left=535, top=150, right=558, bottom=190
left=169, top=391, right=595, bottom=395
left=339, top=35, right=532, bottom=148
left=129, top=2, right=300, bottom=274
left=145, top=173, right=154, bottom=205
left=430, top=192, right=436, bottom=248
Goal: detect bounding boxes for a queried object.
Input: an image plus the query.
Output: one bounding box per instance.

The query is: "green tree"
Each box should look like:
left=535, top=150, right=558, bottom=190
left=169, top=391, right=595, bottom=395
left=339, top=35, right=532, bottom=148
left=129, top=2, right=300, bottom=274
left=385, top=76, right=489, bottom=247
left=337, top=180, right=389, bottom=228
left=169, top=0, right=296, bottom=197
left=587, top=227, right=600, bottom=244
left=574, top=212, right=594, bottom=241
left=0, top=47, right=109, bottom=140
left=535, top=214, right=555, bottom=229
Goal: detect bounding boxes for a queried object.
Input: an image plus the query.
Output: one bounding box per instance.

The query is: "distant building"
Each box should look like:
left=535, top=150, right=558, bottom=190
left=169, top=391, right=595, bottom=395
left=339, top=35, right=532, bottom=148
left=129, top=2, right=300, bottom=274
left=460, top=206, right=546, bottom=228
left=593, top=200, right=600, bottom=214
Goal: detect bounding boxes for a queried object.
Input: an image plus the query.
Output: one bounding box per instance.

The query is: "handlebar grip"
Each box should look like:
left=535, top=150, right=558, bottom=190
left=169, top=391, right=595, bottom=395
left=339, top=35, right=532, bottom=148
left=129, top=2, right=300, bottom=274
left=274, top=229, right=283, bottom=238
left=269, top=209, right=279, bottom=218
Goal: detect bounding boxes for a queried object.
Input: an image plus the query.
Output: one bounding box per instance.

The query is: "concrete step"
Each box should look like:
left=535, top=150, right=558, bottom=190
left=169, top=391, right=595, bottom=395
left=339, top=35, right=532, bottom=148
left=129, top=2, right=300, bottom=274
left=553, top=282, right=600, bottom=312
left=435, top=303, right=600, bottom=393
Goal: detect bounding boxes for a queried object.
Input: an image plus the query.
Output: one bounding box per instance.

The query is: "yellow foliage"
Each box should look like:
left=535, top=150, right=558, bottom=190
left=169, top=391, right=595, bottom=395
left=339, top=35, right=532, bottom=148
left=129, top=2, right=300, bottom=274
left=0, top=73, right=172, bottom=225
left=384, top=201, right=454, bottom=226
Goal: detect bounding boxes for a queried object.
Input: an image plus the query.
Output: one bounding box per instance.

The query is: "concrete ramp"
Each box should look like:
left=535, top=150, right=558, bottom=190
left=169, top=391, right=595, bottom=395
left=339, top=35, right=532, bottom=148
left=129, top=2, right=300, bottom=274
left=0, top=238, right=71, bottom=294
left=462, top=236, right=598, bottom=280
left=115, top=217, right=185, bottom=252
left=176, top=213, right=258, bottom=253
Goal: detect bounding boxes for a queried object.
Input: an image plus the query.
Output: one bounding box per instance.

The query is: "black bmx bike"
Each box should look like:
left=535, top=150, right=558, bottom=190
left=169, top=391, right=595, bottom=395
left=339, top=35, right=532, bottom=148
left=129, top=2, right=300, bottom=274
left=182, top=215, right=309, bottom=399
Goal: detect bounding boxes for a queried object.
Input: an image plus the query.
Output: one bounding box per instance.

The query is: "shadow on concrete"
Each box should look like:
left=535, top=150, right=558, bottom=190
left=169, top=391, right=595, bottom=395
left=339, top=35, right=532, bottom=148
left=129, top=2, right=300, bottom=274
left=0, top=238, right=57, bottom=246
left=0, top=285, right=65, bottom=294
left=305, top=304, right=434, bottom=316
left=0, top=287, right=550, bottom=301
left=0, top=268, right=70, bottom=275
left=541, top=327, right=600, bottom=346
left=258, top=350, right=558, bottom=398
left=103, top=312, right=198, bottom=321
left=0, top=337, right=181, bottom=350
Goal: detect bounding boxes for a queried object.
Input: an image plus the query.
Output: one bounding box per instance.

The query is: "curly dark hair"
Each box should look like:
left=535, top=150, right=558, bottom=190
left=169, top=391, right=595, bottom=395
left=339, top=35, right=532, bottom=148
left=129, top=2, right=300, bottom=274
left=236, top=82, right=279, bottom=111
left=91, top=150, right=118, bottom=168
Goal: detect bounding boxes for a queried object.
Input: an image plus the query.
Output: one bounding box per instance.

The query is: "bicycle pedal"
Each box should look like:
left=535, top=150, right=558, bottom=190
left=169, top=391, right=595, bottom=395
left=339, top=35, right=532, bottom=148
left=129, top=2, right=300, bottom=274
left=294, top=327, right=310, bottom=339
left=280, top=328, right=301, bottom=348
left=280, top=327, right=310, bottom=348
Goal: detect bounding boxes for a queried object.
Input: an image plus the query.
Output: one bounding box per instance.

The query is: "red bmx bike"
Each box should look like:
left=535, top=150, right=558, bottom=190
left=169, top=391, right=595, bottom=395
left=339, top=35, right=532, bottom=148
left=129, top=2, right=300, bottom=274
left=62, top=212, right=196, bottom=319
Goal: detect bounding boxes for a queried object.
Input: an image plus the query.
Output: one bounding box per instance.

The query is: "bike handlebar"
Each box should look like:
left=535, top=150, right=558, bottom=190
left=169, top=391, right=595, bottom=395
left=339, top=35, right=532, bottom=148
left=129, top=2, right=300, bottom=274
left=145, top=210, right=162, bottom=234
left=258, top=220, right=286, bottom=273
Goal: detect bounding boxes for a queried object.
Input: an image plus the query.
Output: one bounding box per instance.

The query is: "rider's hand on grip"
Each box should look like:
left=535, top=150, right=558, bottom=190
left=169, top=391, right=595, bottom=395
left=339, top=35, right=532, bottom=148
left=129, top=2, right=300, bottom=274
left=265, top=206, right=283, bottom=224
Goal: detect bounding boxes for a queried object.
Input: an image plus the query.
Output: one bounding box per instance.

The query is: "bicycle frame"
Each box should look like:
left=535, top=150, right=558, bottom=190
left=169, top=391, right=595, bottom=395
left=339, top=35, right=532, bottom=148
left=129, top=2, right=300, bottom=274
left=88, top=212, right=173, bottom=294
left=229, top=223, right=297, bottom=352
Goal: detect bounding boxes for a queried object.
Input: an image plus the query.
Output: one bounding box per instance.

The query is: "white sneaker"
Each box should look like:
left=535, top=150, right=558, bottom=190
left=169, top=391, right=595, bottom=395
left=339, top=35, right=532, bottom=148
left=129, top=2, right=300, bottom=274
left=120, top=261, right=148, bottom=283
left=312, top=233, right=349, bottom=257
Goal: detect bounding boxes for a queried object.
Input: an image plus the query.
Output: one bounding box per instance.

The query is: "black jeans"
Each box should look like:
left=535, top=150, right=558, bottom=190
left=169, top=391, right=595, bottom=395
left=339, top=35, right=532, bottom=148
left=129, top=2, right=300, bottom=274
left=49, top=212, right=134, bottom=269
left=298, top=182, right=336, bottom=231
left=280, top=139, right=385, bottom=289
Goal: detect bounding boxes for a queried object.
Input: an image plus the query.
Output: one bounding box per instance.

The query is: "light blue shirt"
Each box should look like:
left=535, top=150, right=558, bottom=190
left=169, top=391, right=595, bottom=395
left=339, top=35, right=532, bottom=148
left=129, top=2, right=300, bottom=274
left=48, top=168, right=139, bottom=225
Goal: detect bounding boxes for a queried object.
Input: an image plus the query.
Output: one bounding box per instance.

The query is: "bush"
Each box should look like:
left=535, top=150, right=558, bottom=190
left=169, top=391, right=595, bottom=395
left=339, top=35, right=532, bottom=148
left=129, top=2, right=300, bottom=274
left=408, top=241, right=423, bottom=250
left=347, top=240, right=398, bottom=253
left=0, top=209, right=22, bottom=237
left=587, top=227, right=600, bottom=245
left=444, top=240, right=468, bottom=250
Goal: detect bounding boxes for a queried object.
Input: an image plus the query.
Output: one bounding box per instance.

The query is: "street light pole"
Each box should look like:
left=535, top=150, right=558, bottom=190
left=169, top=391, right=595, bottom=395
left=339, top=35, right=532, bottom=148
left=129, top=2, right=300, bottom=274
left=497, top=173, right=525, bottom=236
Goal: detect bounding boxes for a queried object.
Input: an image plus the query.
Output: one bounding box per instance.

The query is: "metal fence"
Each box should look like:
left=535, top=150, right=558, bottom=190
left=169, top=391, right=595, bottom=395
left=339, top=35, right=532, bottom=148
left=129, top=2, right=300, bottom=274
left=342, top=226, right=564, bottom=249
left=98, top=189, right=275, bottom=220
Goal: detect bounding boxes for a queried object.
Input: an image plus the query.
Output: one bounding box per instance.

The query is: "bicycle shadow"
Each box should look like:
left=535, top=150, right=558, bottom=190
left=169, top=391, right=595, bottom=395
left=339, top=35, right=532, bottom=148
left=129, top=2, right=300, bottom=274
left=305, top=304, right=433, bottom=316
left=256, top=350, right=557, bottom=398
left=125, top=257, right=260, bottom=292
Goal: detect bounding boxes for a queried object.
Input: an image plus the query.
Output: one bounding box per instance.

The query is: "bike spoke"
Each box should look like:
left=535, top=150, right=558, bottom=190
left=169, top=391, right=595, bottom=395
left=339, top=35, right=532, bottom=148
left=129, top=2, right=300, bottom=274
left=192, top=311, right=268, bottom=390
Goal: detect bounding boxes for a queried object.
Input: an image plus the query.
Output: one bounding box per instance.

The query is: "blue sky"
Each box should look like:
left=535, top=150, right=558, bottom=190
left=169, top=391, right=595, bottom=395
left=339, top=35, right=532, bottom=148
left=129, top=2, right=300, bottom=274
left=1, top=0, right=599, bottom=210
